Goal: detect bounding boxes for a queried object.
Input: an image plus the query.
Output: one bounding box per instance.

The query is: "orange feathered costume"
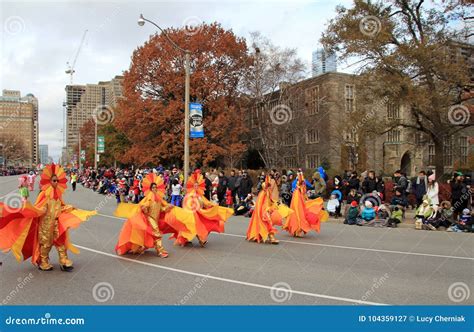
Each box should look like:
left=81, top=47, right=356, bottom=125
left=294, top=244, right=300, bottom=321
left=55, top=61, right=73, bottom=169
left=115, top=173, right=192, bottom=256
left=246, top=175, right=293, bottom=243
left=0, top=164, right=96, bottom=271
left=283, top=173, right=328, bottom=237
left=176, top=170, right=233, bottom=246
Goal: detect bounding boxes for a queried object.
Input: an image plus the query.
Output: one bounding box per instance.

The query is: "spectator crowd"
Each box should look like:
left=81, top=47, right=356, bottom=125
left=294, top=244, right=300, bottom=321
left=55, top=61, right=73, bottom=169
left=72, top=165, right=472, bottom=233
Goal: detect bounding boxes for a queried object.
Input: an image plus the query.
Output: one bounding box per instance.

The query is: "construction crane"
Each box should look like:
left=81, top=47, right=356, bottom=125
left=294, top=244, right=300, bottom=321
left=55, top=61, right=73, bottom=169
left=66, top=29, right=88, bottom=84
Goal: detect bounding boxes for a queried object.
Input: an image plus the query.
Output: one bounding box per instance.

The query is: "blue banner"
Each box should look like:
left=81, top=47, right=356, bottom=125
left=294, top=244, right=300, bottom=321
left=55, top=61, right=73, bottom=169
left=189, top=102, right=204, bottom=138
left=0, top=306, right=472, bottom=331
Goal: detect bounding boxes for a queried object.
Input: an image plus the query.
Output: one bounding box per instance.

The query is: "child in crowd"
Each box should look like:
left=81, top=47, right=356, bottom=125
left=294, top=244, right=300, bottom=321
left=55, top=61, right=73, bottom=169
left=415, top=199, right=433, bottom=230
left=234, top=193, right=253, bottom=216
left=448, top=208, right=473, bottom=232
left=385, top=206, right=403, bottom=227
left=225, top=188, right=233, bottom=208
left=170, top=178, right=182, bottom=207
left=344, top=201, right=359, bottom=225
left=357, top=201, right=376, bottom=226
left=327, top=194, right=340, bottom=217
left=375, top=204, right=390, bottom=225
left=330, top=186, right=343, bottom=217
left=345, top=188, right=361, bottom=215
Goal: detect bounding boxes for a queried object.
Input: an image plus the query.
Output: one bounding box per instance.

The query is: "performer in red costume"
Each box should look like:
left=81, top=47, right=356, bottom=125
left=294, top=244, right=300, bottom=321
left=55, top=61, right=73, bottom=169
left=246, top=174, right=292, bottom=244
left=283, top=172, right=328, bottom=237
left=0, top=164, right=96, bottom=271
left=115, top=173, right=192, bottom=257
left=177, top=169, right=234, bottom=247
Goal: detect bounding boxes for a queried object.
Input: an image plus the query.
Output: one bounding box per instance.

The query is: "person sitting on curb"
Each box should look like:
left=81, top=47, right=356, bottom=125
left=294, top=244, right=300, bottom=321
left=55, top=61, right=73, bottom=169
left=385, top=206, right=403, bottom=228
left=375, top=204, right=390, bottom=225
left=415, top=199, right=433, bottom=230
left=344, top=201, right=359, bottom=225
left=357, top=201, right=376, bottom=226
left=448, top=208, right=473, bottom=233
left=327, top=194, right=340, bottom=218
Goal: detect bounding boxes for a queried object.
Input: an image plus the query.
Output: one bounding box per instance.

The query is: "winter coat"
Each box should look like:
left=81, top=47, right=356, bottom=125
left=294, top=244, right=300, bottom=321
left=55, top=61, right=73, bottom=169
left=361, top=207, right=375, bottom=221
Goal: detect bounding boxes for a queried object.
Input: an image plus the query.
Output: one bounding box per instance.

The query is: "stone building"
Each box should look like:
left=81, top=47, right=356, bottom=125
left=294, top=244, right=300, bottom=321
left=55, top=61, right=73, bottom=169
left=247, top=70, right=473, bottom=176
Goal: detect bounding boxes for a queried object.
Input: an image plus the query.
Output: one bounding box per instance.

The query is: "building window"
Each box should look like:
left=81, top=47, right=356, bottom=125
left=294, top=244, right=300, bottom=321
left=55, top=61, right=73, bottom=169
left=306, top=86, right=320, bottom=115
left=284, top=156, right=297, bottom=168
left=283, top=133, right=296, bottom=146
left=306, top=154, right=320, bottom=169
left=428, top=142, right=435, bottom=166
left=444, top=136, right=453, bottom=166
left=306, top=129, right=319, bottom=143
left=460, top=136, right=468, bottom=165
left=387, top=103, right=400, bottom=119
left=345, top=84, right=354, bottom=112
left=387, top=129, right=401, bottom=142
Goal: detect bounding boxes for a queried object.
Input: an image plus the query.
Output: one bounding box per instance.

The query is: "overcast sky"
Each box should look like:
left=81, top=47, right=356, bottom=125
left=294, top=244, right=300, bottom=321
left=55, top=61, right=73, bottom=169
left=1, top=0, right=353, bottom=161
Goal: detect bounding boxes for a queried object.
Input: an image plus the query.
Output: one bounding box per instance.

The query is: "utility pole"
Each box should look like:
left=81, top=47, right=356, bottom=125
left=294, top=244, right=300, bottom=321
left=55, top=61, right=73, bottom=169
left=78, top=131, right=82, bottom=171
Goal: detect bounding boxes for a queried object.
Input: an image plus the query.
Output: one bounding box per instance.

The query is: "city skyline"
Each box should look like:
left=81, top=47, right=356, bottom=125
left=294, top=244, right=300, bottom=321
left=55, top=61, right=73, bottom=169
left=1, top=0, right=354, bottom=161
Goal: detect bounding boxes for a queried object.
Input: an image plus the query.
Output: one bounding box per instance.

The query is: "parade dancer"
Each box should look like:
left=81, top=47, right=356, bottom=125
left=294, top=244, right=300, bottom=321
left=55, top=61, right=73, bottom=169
left=27, top=171, right=36, bottom=191
left=177, top=169, right=233, bottom=247
left=18, top=175, right=29, bottom=202
left=0, top=164, right=97, bottom=271
left=283, top=172, right=328, bottom=237
left=246, top=175, right=292, bottom=244
left=115, top=173, right=192, bottom=257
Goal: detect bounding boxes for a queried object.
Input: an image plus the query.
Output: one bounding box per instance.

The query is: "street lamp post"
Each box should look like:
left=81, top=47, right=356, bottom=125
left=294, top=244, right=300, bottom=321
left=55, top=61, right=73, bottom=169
left=94, top=119, right=98, bottom=170
left=138, top=14, right=191, bottom=183
left=0, top=143, right=5, bottom=168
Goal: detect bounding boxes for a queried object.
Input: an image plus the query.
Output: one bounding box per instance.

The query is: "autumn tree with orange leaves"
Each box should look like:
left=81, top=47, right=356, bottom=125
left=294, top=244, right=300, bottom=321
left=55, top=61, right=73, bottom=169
left=116, top=23, right=250, bottom=168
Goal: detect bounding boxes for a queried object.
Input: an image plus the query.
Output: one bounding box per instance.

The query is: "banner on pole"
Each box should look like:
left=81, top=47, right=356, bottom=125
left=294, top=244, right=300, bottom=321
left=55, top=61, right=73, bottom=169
left=189, top=103, right=204, bottom=138
left=98, top=136, right=105, bottom=153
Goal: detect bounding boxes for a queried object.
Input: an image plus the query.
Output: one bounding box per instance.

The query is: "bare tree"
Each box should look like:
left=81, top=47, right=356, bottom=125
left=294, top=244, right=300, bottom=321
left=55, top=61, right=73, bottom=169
left=241, top=31, right=307, bottom=168
left=0, top=134, right=30, bottom=166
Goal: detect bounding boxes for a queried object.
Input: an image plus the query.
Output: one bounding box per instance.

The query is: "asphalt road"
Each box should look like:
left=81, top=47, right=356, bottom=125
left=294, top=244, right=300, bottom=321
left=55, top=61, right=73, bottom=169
left=0, top=175, right=472, bottom=305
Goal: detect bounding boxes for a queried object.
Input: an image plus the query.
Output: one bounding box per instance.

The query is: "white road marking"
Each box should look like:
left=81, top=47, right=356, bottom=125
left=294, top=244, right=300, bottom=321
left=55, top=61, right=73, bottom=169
left=75, top=244, right=387, bottom=305
left=0, top=188, right=20, bottom=200
left=96, top=213, right=474, bottom=261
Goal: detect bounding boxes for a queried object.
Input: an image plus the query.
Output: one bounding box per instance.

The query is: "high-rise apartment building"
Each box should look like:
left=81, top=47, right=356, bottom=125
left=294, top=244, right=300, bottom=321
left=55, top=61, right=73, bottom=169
left=65, top=75, right=123, bottom=159
left=312, top=48, right=337, bottom=77
left=0, top=90, right=39, bottom=166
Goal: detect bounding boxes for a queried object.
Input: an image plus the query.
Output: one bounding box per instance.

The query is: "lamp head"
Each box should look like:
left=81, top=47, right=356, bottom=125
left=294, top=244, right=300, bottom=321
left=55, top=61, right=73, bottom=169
left=138, top=14, right=145, bottom=26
